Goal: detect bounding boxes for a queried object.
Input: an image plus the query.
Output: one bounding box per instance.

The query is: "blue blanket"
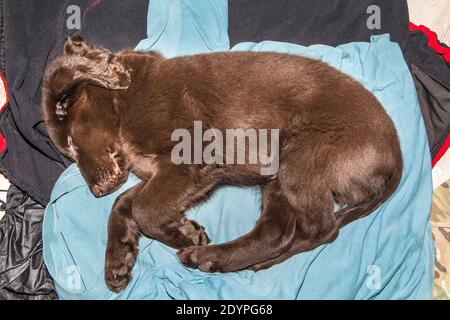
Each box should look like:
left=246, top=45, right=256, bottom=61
left=43, top=0, right=434, bottom=299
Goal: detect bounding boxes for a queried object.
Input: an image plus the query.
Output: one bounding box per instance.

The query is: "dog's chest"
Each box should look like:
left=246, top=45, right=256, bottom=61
left=122, top=142, right=159, bottom=179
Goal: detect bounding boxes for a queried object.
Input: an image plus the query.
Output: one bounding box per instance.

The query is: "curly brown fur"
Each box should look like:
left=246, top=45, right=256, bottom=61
left=42, top=36, right=402, bottom=292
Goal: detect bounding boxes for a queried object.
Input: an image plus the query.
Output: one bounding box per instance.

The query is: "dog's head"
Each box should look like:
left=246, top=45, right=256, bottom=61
left=42, top=36, right=131, bottom=196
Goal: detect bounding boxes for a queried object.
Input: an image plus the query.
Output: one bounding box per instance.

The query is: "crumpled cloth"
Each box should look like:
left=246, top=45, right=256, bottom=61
left=42, top=0, right=434, bottom=300
left=0, top=185, right=57, bottom=300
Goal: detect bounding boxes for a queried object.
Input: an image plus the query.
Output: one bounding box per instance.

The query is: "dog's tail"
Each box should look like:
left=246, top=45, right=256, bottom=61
left=335, top=167, right=402, bottom=229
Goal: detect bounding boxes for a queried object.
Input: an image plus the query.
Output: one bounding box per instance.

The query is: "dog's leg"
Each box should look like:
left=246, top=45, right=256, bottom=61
left=132, top=161, right=216, bottom=250
left=178, top=138, right=344, bottom=273
left=247, top=141, right=343, bottom=271
left=248, top=212, right=339, bottom=271
left=177, top=180, right=298, bottom=272
left=247, top=145, right=341, bottom=271
left=104, top=183, right=143, bottom=292
left=105, top=162, right=216, bottom=292
left=249, top=231, right=338, bottom=272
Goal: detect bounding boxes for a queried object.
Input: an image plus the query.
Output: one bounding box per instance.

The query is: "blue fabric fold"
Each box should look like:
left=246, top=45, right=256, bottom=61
left=43, top=0, right=434, bottom=300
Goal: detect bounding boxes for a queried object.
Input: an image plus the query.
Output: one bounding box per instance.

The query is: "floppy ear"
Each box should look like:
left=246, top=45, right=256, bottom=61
left=65, top=36, right=131, bottom=90
left=42, top=36, right=131, bottom=124
left=46, top=36, right=131, bottom=94
left=63, top=35, right=91, bottom=56
left=72, top=53, right=131, bottom=91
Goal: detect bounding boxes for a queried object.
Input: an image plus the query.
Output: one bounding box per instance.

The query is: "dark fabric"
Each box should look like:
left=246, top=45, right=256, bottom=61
left=409, top=23, right=450, bottom=63
left=0, top=0, right=148, bottom=206
left=403, top=31, right=450, bottom=90
left=0, top=185, right=57, bottom=300
left=411, top=64, right=450, bottom=158
left=228, top=0, right=409, bottom=47
left=403, top=31, right=450, bottom=157
left=0, top=0, right=5, bottom=74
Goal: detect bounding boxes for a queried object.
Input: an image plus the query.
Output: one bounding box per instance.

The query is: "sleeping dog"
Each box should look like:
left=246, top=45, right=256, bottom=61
left=42, top=36, right=402, bottom=292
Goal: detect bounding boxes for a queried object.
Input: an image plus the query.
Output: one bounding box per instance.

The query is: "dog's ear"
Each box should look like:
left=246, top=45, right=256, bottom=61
left=63, top=35, right=90, bottom=56
left=72, top=52, right=131, bottom=91
left=42, top=38, right=131, bottom=123
left=67, top=36, right=131, bottom=90
left=56, top=36, right=131, bottom=92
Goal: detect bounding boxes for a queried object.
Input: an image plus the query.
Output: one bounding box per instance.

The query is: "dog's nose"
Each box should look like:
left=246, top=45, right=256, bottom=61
left=92, top=185, right=103, bottom=197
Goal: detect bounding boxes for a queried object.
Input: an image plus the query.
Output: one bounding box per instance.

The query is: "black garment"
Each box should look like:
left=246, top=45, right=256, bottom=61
left=403, top=31, right=450, bottom=90
left=0, top=0, right=148, bottom=206
left=403, top=31, right=450, bottom=157
left=410, top=63, right=450, bottom=157
left=0, top=0, right=5, bottom=74
left=228, top=0, right=409, bottom=48
left=0, top=185, right=57, bottom=300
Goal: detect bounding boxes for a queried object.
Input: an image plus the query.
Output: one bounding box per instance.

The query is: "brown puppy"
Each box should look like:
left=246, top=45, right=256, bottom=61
left=42, top=36, right=402, bottom=292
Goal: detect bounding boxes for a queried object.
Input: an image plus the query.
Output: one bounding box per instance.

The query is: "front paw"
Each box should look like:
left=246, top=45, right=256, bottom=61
left=177, top=246, right=222, bottom=272
left=178, top=218, right=210, bottom=246
left=104, top=243, right=137, bottom=293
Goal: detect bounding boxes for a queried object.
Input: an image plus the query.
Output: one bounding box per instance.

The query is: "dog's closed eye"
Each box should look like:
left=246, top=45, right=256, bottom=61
left=55, top=95, right=70, bottom=120
left=67, top=135, right=78, bottom=158
left=55, top=88, right=79, bottom=120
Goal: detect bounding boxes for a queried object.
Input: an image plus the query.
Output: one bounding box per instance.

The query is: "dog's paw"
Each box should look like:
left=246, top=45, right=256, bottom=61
left=178, top=218, right=210, bottom=246
left=177, top=246, right=222, bottom=272
left=104, top=244, right=137, bottom=293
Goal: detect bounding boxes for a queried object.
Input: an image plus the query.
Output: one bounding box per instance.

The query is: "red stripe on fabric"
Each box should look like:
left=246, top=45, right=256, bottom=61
left=409, top=22, right=450, bottom=62
left=85, top=0, right=102, bottom=13
left=0, top=72, right=9, bottom=112
left=0, top=132, right=5, bottom=154
left=432, top=134, right=450, bottom=167
left=0, top=72, right=8, bottom=154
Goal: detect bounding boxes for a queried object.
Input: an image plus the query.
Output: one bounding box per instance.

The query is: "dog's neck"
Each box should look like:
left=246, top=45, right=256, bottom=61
left=113, top=50, right=163, bottom=109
